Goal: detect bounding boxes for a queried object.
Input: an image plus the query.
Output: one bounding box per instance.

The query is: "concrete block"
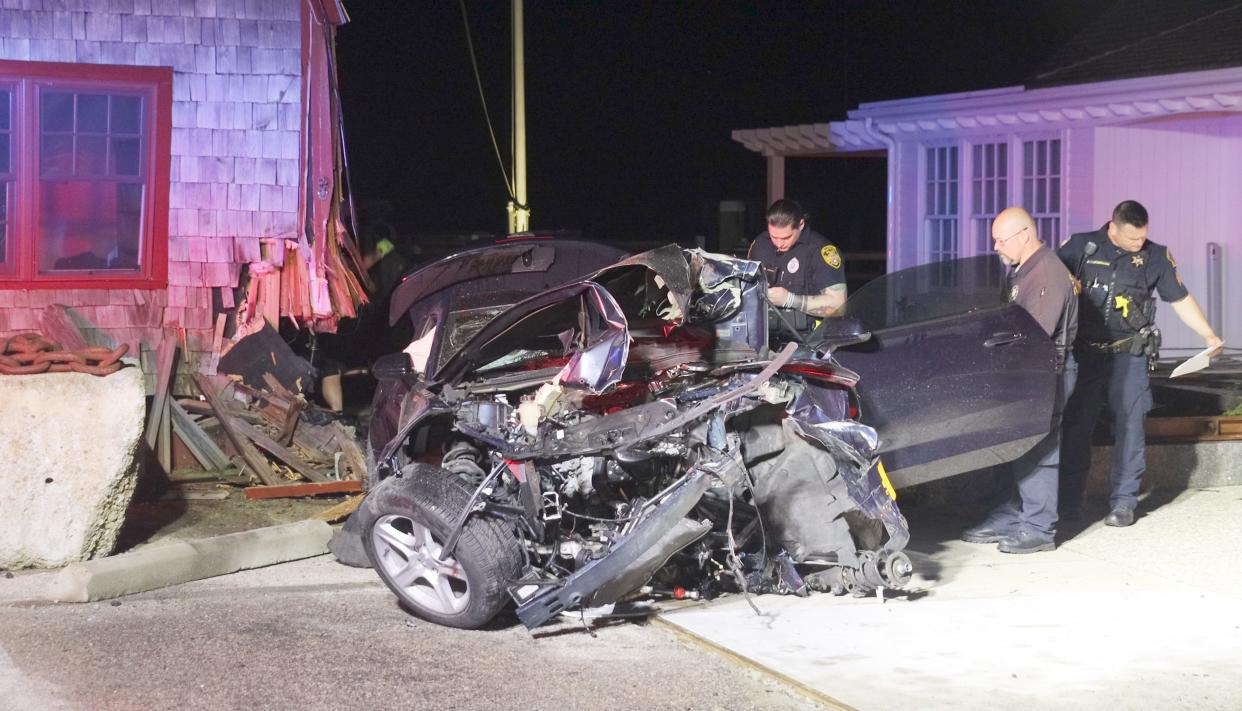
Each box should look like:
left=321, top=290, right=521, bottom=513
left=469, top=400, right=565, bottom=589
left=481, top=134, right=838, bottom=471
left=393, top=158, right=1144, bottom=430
left=0, top=369, right=145, bottom=569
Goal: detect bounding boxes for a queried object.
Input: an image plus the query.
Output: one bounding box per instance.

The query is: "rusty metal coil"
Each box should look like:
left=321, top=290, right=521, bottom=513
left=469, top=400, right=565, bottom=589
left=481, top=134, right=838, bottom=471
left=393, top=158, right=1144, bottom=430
left=0, top=332, right=129, bottom=377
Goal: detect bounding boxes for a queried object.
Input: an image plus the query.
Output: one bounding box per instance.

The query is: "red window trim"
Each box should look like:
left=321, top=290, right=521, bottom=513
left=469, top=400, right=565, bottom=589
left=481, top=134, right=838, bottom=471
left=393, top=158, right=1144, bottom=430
left=0, top=59, right=171, bottom=290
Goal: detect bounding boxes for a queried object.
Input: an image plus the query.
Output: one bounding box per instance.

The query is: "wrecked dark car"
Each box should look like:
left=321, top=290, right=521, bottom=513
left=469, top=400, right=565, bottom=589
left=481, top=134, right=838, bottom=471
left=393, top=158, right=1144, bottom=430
left=336, top=242, right=1056, bottom=630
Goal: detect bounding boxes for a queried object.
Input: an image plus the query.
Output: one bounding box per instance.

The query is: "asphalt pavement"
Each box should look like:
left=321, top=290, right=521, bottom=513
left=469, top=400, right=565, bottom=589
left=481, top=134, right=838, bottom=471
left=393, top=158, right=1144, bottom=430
left=0, top=555, right=822, bottom=711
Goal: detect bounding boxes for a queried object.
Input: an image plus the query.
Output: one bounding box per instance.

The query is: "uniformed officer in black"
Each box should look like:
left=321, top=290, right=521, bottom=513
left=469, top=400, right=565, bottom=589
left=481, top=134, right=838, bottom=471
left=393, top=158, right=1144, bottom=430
left=1058, top=200, right=1222, bottom=527
left=961, top=207, right=1078, bottom=553
left=747, top=199, right=847, bottom=331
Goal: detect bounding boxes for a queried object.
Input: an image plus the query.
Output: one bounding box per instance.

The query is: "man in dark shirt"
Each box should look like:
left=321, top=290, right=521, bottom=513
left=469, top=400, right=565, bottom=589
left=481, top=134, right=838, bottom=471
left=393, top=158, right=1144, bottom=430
left=1057, top=200, right=1222, bottom=527
left=747, top=199, right=847, bottom=332
left=962, top=207, right=1078, bottom=553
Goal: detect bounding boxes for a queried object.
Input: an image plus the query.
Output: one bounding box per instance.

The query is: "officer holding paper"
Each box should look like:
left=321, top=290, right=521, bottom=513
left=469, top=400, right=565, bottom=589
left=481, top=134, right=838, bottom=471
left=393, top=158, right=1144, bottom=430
left=1057, top=200, right=1223, bottom=528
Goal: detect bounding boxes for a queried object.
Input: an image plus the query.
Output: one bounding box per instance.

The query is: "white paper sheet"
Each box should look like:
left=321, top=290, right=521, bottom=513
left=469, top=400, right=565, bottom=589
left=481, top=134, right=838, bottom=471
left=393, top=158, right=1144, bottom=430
left=1169, top=344, right=1221, bottom=378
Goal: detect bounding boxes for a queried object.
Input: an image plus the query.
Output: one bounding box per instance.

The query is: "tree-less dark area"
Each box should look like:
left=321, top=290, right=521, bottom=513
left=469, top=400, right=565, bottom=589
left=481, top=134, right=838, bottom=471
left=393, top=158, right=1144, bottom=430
left=335, top=1, right=1114, bottom=252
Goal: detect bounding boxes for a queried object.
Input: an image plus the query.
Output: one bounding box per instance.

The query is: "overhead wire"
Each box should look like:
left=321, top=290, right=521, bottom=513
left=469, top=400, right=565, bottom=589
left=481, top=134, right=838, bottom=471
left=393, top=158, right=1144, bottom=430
left=458, top=0, right=514, bottom=200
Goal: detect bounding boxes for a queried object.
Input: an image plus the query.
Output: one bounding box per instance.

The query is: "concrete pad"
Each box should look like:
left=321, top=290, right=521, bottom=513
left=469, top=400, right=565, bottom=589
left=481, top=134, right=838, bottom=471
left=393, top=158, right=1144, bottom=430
left=47, top=520, right=333, bottom=603
left=662, top=486, right=1242, bottom=710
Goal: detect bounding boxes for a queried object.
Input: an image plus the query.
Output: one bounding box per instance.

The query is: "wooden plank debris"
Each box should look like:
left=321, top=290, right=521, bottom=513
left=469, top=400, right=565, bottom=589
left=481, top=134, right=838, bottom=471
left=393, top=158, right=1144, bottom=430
left=144, top=336, right=177, bottom=450
left=307, top=494, right=365, bottom=523
left=232, top=420, right=332, bottom=483
left=193, top=373, right=282, bottom=486
left=244, top=479, right=363, bottom=500
left=169, top=399, right=233, bottom=472
left=332, top=423, right=369, bottom=484
left=1145, top=415, right=1242, bottom=443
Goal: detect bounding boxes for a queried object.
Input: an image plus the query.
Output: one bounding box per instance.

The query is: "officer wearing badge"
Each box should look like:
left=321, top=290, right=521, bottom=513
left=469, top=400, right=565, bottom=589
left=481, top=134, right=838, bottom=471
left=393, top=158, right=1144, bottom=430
left=747, top=199, right=847, bottom=332
left=1057, top=200, right=1223, bottom=528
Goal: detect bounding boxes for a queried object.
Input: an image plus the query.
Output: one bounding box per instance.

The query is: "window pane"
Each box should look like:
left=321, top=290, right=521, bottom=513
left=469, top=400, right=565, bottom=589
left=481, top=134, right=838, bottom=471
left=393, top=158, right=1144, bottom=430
left=1036, top=179, right=1047, bottom=213
left=42, top=92, right=74, bottom=132
left=1050, top=140, right=1061, bottom=174
left=0, top=90, right=9, bottom=130
left=41, top=134, right=74, bottom=176
left=112, top=137, right=141, bottom=176
left=0, top=133, right=9, bottom=174
left=949, top=148, right=958, bottom=179
left=1037, top=141, right=1047, bottom=175
left=1050, top=177, right=1061, bottom=211
left=111, top=96, right=141, bottom=133
left=76, top=94, right=108, bottom=133
left=39, top=180, right=144, bottom=272
left=1023, top=178, right=1033, bottom=207
left=972, top=179, right=982, bottom=214
left=76, top=135, right=108, bottom=176
left=1023, top=141, right=1033, bottom=176
left=998, top=144, right=1007, bottom=174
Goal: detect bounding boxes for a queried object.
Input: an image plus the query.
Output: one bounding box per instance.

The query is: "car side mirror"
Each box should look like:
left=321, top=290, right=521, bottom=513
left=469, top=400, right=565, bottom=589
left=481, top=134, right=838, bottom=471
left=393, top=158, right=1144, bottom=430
left=809, top=316, right=871, bottom=353
left=372, top=352, right=414, bottom=380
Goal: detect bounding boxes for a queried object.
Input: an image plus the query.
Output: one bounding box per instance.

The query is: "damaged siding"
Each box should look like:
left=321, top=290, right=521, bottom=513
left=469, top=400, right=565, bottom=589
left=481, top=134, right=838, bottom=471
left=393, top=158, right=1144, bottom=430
left=0, top=0, right=302, bottom=386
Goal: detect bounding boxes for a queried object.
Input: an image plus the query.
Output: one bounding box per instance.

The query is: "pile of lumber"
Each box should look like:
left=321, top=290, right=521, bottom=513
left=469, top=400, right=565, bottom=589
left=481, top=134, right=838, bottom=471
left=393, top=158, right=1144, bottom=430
left=143, top=332, right=368, bottom=500
left=184, top=373, right=368, bottom=499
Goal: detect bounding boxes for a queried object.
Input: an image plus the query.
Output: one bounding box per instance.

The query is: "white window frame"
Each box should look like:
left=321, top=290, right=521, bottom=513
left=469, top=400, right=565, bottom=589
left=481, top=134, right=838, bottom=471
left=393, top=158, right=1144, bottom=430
left=964, top=137, right=1010, bottom=257
left=1019, top=133, right=1066, bottom=248
left=921, top=143, right=960, bottom=267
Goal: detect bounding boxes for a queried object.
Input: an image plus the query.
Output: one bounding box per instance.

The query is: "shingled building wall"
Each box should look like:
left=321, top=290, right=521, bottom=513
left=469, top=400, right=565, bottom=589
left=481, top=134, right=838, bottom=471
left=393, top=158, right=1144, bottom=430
left=0, top=0, right=303, bottom=386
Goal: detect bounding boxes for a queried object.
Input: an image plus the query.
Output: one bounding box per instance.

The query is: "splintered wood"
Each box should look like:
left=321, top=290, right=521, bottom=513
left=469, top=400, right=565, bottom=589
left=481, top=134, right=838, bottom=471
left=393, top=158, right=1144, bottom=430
left=183, top=372, right=368, bottom=501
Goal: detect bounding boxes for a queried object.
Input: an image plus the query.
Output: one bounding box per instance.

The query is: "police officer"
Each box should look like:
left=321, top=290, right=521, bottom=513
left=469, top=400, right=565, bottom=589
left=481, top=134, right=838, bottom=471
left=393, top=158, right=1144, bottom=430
left=747, top=199, right=847, bottom=331
left=1058, top=200, right=1223, bottom=527
left=961, top=207, right=1078, bottom=553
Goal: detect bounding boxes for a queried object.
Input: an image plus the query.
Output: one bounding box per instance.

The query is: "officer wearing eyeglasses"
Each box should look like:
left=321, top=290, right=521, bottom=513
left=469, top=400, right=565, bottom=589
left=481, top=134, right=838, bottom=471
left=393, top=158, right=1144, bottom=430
left=747, top=199, right=847, bottom=334
left=1056, top=200, right=1222, bottom=528
left=961, top=207, right=1078, bottom=554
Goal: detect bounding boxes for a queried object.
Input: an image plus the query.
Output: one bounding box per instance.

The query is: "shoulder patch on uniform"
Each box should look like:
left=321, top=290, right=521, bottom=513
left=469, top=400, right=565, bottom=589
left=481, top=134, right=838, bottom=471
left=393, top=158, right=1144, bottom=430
left=1166, top=248, right=1177, bottom=268
left=1069, top=272, right=1081, bottom=296
left=821, top=245, right=842, bottom=269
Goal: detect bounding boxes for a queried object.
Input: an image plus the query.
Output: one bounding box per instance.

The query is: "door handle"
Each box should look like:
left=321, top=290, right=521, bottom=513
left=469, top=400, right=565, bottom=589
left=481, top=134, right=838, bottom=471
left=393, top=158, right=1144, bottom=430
left=984, top=332, right=1024, bottom=347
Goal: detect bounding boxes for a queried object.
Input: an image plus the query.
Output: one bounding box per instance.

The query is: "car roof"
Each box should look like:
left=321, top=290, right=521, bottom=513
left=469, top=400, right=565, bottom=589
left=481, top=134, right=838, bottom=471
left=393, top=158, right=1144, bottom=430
left=387, top=238, right=630, bottom=326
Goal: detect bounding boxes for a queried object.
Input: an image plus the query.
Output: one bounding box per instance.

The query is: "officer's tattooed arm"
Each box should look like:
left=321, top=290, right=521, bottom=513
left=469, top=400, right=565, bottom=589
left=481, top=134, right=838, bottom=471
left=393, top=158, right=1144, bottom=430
left=806, top=284, right=848, bottom=317
left=768, top=283, right=848, bottom=317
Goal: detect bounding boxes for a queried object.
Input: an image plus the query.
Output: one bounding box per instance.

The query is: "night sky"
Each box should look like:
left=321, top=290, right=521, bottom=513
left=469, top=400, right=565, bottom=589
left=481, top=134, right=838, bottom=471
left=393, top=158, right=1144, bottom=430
left=335, top=1, right=1114, bottom=251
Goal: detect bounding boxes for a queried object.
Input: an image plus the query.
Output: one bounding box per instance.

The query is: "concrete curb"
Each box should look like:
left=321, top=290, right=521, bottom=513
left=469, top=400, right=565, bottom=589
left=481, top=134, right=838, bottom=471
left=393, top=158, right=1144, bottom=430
left=47, top=520, right=333, bottom=603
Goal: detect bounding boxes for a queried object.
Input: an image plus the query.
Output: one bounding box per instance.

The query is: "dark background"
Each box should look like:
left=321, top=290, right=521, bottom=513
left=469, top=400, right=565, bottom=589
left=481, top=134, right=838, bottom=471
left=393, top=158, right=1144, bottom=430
left=335, top=1, right=1114, bottom=253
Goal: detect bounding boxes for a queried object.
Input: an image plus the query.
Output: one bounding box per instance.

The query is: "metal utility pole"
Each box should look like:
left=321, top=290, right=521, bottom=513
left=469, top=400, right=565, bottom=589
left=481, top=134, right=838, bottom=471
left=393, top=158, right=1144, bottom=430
left=507, top=0, right=530, bottom=233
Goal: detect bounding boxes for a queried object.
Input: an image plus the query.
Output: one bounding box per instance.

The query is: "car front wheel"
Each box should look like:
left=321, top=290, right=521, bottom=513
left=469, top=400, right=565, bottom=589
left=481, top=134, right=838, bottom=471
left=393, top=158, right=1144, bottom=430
left=362, top=464, right=521, bottom=629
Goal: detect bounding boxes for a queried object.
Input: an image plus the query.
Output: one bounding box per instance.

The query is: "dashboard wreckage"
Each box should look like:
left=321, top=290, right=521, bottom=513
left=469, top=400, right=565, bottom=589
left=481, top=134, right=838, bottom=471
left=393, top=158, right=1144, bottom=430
left=331, top=242, right=1057, bottom=630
